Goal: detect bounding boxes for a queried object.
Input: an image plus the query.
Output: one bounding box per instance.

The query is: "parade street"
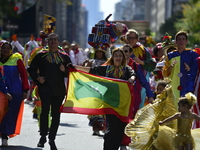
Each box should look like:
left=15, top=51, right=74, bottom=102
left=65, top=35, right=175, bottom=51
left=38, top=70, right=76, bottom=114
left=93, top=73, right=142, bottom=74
left=0, top=102, right=104, bottom=150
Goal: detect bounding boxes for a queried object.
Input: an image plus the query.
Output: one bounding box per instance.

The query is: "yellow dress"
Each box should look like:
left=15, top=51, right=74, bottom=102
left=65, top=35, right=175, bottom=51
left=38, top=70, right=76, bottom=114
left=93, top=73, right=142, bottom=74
left=154, top=118, right=199, bottom=150
left=125, top=86, right=177, bottom=150
left=174, top=118, right=194, bottom=148
left=125, top=85, right=200, bottom=150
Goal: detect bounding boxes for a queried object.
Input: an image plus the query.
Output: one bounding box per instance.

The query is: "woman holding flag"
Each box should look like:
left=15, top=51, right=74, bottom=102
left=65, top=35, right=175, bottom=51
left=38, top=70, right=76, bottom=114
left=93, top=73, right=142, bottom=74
left=75, top=47, right=136, bottom=150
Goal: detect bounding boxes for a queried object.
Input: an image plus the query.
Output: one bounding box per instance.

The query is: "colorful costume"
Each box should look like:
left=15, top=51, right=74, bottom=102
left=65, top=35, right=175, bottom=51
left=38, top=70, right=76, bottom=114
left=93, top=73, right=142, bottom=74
left=193, top=56, right=200, bottom=128
left=125, top=86, right=200, bottom=150
left=125, top=86, right=177, bottom=149
left=128, top=58, right=154, bottom=117
left=174, top=117, right=194, bottom=148
left=163, top=50, right=198, bottom=108
left=89, top=65, right=136, bottom=150
left=121, top=58, right=154, bottom=146
left=0, top=53, right=29, bottom=137
left=132, top=43, right=156, bottom=108
left=0, top=68, right=9, bottom=124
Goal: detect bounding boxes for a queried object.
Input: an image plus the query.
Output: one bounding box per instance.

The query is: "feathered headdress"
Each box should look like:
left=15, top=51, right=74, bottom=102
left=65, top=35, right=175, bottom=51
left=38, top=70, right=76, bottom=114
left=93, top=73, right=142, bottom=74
left=185, top=92, right=197, bottom=106
left=38, top=14, right=56, bottom=46
left=43, top=14, right=56, bottom=35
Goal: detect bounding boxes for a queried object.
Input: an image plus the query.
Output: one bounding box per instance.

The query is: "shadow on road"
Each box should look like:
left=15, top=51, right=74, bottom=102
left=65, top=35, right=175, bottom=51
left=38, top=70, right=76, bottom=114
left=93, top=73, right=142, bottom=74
left=59, top=123, right=78, bottom=127
left=0, top=145, right=41, bottom=150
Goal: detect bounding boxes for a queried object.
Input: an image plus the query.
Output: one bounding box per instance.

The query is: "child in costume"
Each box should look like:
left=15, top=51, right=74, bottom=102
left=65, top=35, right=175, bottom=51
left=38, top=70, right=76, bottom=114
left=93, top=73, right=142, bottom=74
left=125, top=83, right=177, bottom=150
left=125, top=88, right=200, bottom=150
left=154, top=79, right=168, bottom=99
left=159, top=92, right=200, bottom=150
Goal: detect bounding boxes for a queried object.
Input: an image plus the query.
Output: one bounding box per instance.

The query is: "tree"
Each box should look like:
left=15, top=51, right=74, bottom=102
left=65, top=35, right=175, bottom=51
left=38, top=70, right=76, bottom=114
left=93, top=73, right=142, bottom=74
left=0, top=0, right=32, bottom=20
left=175, top=0, right=200, bottom=46
left=159, top=11, right=183, bottom=39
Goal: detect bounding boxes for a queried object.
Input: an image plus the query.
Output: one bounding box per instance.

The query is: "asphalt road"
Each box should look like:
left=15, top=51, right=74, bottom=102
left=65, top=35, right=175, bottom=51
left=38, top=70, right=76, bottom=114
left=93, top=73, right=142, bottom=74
left=0, top=102, right=104, bottom=150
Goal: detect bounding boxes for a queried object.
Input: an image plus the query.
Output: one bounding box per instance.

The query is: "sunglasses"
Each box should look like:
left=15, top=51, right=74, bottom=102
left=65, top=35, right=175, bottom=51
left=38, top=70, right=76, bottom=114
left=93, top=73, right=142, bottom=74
left=48, top=38, right=57, bottom=41
left=124, top=50, right=129, bottom=53
left=127, top=37, right=137, bottom=40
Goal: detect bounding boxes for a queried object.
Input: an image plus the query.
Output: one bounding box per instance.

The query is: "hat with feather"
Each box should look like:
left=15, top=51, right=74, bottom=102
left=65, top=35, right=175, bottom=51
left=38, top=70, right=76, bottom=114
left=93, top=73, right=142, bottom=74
left=162, top=32, right=177, bottom=56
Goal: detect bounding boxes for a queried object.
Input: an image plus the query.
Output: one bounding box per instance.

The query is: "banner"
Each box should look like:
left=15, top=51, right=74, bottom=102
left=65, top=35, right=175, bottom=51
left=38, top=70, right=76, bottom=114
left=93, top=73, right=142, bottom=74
left=61, top=68, right=134, bottom=122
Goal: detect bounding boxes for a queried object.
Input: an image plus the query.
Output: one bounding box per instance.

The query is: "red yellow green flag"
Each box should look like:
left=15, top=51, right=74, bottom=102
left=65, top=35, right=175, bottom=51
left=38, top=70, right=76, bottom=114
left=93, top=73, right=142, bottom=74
left=61, top=68, right=134, bottom=122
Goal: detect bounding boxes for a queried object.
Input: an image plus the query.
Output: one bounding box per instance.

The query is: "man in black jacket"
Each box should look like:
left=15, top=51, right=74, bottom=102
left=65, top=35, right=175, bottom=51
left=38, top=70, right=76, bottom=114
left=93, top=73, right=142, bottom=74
left=28, top=33, right=72, bottom=150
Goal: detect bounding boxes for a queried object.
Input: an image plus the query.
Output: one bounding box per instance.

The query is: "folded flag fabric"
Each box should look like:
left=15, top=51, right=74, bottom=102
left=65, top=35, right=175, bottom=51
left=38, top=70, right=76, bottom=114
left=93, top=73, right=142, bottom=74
left=61, top=68, right=134, bottom=122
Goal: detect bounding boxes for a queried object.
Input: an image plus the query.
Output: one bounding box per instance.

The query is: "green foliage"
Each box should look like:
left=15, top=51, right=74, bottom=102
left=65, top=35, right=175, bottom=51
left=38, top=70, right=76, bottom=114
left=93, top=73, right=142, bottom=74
left=175, top=1, right=200, bottom=46
left=159, top=11, right=183, bottom=39
left=0, top=0, right=32, bottom=20
left=145, top=28, right=151, bottom=36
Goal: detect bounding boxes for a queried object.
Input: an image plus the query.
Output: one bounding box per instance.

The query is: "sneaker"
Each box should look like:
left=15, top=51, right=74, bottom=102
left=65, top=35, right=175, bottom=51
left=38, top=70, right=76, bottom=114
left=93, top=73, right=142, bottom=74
left=92, top=131, right=100, bottom=136
left=120, top=146, right=127, bottom=150
left=2, top=139, right=8, bottom=146
left=49, top=140, right=58, bottom=150
left=37, top=136, right=46, bottom=148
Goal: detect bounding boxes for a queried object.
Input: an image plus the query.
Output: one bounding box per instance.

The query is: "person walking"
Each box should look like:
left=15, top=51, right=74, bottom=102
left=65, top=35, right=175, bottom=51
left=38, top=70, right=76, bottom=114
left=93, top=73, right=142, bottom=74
left=0, top=42, right=29, bottom=146
left=125, top=29, right=156, bottom=108
left=75, top=47, right=136, bottom=150
left=28, top=33, right=72, bottom=150
left=162, top=31, right=199, bottom=109
left=120, top=44, right=154, bottom=150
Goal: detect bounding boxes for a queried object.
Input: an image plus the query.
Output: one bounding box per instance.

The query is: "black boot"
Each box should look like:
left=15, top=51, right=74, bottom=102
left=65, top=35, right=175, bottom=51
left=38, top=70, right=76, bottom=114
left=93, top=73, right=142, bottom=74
left=49, top=140, right=58, bottom=150
left=37, top=136, right=46, bottom=148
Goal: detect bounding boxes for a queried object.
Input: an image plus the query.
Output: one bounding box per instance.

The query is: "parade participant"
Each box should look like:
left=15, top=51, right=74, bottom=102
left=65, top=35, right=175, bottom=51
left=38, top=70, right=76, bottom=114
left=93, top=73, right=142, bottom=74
left=122, top=44, right=154, bottom=114
left=120, top=44, right=154, bottom=150
left=150, top=34, right=177, bottom=92
left=83, top=49, right=108, bottom=136
left=159, top=93, right=200, bottom=150
left=28, top=33, right=72, bottom=150
left=154, top=79, right=168, bottom=98
left=193, top=51, right=200, bottom=128
left=125, top=29, right=156, bottom=72
left=162, top=31, right=198, bottom=109
left=0, top=42, right=29, bottom=146
left=71, top=41, right=85, bottom=66
left=125, top=80, right=200, bottom=150
left=75, top=48, right=136, bottom=150
left=62, top=40, right=76, bottom=65
left=11, top=34, right=39, bottom=68
left=0, top=69, right=12, bottom=124
left=125, top=29, right=156, bottom=108
left=152, top=43, right=164, bottom=81
left=153, top=43, right=163, bottom=63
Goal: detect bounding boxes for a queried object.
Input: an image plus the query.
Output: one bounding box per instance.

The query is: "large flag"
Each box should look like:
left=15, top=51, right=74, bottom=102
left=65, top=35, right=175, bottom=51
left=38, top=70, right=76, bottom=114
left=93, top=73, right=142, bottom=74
left=61, top=68, right=134, bottom=122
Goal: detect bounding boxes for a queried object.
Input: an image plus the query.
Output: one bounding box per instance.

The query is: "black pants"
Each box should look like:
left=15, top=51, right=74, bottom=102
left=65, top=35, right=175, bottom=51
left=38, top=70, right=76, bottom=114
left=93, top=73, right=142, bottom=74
left=39, top=92, right=65, bottom=141
left=103, top=114, right=127, bottom=150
